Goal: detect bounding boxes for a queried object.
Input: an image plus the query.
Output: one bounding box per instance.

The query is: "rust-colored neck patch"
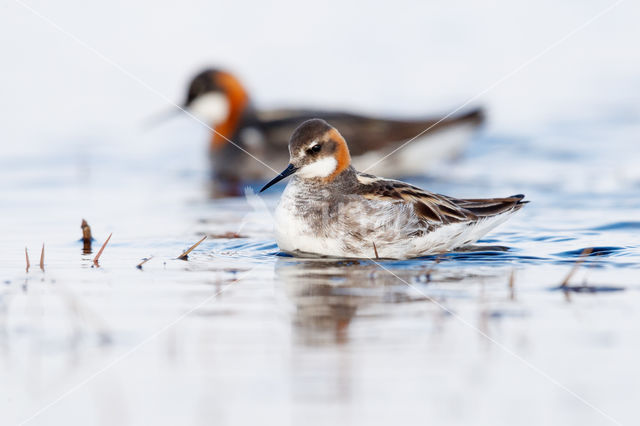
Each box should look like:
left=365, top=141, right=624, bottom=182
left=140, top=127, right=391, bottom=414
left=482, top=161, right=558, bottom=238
left=211, top=72, right=249, bottom=151
left=325, top=129, right=351, bottom=182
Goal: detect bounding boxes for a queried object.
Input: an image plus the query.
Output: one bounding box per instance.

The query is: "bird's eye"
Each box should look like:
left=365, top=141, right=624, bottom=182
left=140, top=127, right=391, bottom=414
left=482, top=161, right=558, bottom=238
left=308, top=144, right=322, bottom=154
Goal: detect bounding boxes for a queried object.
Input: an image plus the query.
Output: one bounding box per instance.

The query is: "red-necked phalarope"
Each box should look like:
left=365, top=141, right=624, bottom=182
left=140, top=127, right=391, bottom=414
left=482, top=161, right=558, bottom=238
left=260, top=119, right=527, bottom=259
left=153, top=68, right=486, bottom=196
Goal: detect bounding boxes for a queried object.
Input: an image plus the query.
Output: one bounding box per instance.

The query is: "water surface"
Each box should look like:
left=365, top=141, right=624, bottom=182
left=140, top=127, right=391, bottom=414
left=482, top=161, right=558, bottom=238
left=1, top=120, right=639, bottom=425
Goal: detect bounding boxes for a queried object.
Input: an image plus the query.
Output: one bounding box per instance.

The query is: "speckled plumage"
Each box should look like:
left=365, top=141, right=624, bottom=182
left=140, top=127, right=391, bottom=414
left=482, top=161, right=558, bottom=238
left=264, top=119, right=527, bottom=259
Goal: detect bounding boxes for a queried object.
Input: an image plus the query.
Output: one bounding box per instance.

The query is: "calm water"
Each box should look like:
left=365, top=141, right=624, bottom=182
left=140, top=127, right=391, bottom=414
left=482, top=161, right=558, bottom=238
left=1, top=115, right=639, bottom=425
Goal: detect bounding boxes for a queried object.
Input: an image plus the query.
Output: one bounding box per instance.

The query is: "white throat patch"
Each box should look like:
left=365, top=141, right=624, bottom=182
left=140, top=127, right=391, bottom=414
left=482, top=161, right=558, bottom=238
left=188, top=92, right=230, bottom=125
left=297, top=156, right=337, bottom=179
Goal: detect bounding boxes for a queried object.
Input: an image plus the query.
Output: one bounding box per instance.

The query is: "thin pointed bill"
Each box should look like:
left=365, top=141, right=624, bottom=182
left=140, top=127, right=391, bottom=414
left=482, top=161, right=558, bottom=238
left=260, top=164, right=298, bottom=192
left=142, top=105, right=183, bottom=129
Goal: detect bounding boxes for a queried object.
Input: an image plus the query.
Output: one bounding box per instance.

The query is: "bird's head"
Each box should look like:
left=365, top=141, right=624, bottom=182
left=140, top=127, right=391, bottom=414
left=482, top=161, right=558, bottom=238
left=260, top=119, right=351, bottom=192
left=184, top=68, right=249, bottom=128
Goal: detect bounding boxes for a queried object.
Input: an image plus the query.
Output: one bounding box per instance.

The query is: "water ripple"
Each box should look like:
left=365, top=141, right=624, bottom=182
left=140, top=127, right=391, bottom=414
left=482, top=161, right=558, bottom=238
left=591, top=221, right=640, bottom=231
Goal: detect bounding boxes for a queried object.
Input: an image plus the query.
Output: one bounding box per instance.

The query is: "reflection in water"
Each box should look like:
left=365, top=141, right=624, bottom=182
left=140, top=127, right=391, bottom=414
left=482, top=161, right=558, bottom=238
left=276, top=258, right=414, bottom=404
left=277, top=259, right=371, bottom=345
left=275, top=257, right=461, bottom=345
left=273, top=256, right=513, bottom=409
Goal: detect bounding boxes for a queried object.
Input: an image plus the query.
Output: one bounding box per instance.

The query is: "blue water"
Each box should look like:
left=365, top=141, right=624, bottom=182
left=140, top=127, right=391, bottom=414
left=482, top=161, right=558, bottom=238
left=2, top=113, right=639, bottom=425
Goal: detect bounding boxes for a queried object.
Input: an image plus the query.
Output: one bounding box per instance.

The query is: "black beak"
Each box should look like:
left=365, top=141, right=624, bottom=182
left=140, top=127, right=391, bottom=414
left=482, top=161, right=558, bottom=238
left=142, top=105, right=184, bottom=129
left=260, top=164, right=298, bottom=192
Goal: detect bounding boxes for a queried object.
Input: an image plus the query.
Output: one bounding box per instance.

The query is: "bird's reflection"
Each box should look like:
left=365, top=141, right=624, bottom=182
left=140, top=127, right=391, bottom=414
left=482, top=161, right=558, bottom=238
left=276, top=258, right=372, bottom=345
left=275, top=257, right=435, bottom=345
left=275, top=256, right=450, bottom=405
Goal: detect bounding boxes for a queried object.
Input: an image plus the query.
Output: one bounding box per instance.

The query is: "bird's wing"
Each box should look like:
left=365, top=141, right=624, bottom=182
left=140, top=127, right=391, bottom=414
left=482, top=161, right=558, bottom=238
left=448, top=195, right=528, bottom=216
left=257, top=108, right=485, bottom=155
left=355, top=172, right=526, bottom=225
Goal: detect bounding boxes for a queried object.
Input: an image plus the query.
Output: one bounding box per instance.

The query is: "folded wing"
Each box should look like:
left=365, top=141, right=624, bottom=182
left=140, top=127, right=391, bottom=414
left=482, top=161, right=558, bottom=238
left=356, top=173, right=527, bottom=227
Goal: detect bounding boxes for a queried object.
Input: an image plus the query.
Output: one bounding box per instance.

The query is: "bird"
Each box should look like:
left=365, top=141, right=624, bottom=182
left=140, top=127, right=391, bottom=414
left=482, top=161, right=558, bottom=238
left=178, top=68, right=485, bottom=196
left=259, top=119, right=527, bottom=260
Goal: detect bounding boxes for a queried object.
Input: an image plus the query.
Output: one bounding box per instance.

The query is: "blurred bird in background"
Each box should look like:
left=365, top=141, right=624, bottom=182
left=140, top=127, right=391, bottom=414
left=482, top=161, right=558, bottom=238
left=156, top=68, right=486, bottom=196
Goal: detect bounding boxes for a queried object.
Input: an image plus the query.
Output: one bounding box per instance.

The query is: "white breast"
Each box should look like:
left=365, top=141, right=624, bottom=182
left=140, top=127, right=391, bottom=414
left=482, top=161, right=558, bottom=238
left=274, top=180, right=345, bottom=256
left=273, top=181, right=410, bottom=258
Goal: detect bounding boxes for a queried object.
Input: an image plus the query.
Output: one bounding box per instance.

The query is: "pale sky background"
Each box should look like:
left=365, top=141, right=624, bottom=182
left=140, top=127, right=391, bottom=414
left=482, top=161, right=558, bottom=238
left=2, top=0, right=639, bottom=152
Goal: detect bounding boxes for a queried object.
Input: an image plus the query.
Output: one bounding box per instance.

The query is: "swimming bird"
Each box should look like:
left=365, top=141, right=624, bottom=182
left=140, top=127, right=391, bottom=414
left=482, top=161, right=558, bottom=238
left=180, top=68, right=485, bottom=195
left=260, top=119, right=526, bottom=259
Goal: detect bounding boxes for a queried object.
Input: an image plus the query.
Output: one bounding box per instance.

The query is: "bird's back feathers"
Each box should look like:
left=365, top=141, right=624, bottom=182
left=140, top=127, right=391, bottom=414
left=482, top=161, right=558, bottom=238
left=355, top=172, right=526, bottom=229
